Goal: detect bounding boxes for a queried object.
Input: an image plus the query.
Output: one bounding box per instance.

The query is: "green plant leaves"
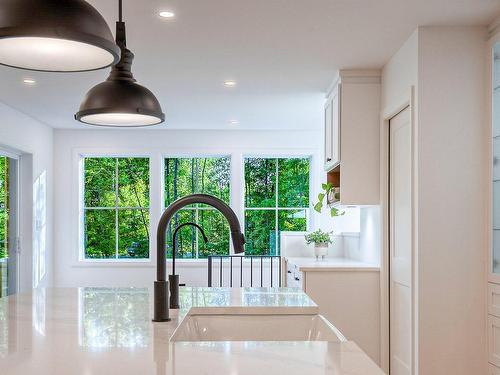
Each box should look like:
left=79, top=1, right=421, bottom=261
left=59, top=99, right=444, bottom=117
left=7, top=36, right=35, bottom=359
left=313, top=182, right=340, bottom=217
left=304, top=229, right=333, bottom=245
left=330, top=207, right=345, bottom=217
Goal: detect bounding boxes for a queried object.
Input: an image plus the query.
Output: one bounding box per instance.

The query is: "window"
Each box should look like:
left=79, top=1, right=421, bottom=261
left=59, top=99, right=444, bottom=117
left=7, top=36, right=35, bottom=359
left=164, top=157, right=231, bottom=258
left=0, top=156, right=8, bottom=260
left=0, top=155, right=18, bottom=296
left=244, top=157, right=310, bottom=255
left=83, top=157, right=150, bottom=259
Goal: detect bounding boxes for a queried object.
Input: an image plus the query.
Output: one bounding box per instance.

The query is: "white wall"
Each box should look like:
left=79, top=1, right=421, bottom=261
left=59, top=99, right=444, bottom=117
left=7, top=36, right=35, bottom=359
left=0, top=102, right=53, bottom=291
left=381, top=30, right=418, bottom=113
left=347, top=206, right=381, bottom=265
left=52, top=128, right=334, bottom=287
left=381, top=26, right=488, bottom=375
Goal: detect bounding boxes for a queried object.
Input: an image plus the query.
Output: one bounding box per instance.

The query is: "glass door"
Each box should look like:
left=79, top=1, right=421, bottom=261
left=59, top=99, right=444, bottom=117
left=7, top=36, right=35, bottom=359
left=0, top=155, right=18, bottom=297
left=493, top=42, right=500, bottom=274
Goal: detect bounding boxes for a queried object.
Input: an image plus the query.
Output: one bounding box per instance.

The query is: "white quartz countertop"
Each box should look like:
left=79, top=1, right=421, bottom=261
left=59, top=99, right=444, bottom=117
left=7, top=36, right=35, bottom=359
left=0, top=287, right=385, bottom=375
left=286, top=257, right=380, bottom=272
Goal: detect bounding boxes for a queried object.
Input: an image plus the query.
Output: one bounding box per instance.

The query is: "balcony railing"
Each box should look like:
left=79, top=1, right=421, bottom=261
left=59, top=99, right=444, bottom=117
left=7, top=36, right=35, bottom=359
left=207, top=255, right=281, bottom=288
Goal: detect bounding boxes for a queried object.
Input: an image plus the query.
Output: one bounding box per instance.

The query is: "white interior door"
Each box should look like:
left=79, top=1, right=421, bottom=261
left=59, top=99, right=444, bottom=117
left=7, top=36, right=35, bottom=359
left=389, top=107, right=412, bottom=375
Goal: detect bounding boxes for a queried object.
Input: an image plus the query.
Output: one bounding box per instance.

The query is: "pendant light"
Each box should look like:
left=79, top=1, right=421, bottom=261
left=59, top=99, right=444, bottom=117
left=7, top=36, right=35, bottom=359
left=0, top=0, right=120, bottom=72
left=75, top=0, right=165, bottom=127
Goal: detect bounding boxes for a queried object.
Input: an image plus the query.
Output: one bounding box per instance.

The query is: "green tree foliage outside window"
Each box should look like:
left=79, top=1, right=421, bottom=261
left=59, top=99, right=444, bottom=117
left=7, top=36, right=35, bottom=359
left=164, top=157, right=231, bottom=259
left=83, top=157, right=150, bottom=259
left=244, top=158, right=310, bottom=256
left=0, top=156, right=8, bottom=259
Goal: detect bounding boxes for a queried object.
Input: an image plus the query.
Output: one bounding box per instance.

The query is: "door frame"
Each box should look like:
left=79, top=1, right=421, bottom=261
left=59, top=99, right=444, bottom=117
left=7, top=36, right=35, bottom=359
left=379, top=87, right=418, bottom=374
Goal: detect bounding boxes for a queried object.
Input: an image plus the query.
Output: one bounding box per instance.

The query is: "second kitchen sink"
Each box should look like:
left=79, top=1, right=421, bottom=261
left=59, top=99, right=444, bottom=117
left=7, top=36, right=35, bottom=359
left=170, top=313, right=346, bottom=342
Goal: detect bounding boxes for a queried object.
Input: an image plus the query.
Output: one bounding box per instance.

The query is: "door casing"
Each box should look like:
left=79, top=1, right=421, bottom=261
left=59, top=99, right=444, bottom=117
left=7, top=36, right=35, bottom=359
left=379, top=88, right=418, bottom=374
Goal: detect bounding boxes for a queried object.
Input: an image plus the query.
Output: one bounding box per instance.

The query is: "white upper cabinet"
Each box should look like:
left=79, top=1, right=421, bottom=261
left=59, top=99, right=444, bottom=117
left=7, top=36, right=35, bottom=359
left=324, top=84, right=341, bottom=169
left=323, top=70, right=381, bottom=206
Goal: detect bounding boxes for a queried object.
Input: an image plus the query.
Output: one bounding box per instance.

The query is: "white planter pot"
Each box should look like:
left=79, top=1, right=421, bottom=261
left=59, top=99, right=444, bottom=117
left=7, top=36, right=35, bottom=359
left=314, top=243, right=329, bottom=260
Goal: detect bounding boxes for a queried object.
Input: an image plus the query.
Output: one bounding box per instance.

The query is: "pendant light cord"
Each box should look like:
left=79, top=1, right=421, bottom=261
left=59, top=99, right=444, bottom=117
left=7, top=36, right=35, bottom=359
left=112, top=0, right=133, bottom=81
left=116, top=0, right=126, bottom=47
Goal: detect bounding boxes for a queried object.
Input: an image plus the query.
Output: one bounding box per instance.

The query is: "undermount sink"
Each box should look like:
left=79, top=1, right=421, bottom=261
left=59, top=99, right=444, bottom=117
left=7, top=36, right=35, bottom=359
left=170, top=314, right=346, bottom=342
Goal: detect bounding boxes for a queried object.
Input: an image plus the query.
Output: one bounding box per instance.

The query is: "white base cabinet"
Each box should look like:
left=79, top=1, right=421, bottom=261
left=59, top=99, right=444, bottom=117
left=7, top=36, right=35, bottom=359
left=283, top=258, right=380, bottom=364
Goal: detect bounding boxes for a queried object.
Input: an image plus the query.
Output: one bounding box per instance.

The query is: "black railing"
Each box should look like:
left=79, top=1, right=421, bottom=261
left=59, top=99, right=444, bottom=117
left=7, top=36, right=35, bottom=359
left=207, top=255, right=281, bottom=288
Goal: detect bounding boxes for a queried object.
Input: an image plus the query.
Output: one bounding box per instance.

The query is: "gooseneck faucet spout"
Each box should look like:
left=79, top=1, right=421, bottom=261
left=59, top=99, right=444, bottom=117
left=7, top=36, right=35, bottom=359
left=153, top=194, right=245, bottom=322
left=169, top=222, right=208, bottom=309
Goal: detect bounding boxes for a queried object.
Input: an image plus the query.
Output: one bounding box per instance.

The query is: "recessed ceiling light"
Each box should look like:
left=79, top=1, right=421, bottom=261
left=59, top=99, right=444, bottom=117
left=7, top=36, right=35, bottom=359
left=159, top=11, right=175, bottom=18
left=223, top=80, right=237, bottom=87
left=23, top=78, right=36, bottom=85
left=229, top=120, right=239, bottom=125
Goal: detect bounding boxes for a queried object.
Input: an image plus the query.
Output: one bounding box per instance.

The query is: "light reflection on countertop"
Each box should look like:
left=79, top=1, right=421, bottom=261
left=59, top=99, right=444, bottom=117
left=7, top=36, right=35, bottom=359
left=0, top=287, right=385, bottom=374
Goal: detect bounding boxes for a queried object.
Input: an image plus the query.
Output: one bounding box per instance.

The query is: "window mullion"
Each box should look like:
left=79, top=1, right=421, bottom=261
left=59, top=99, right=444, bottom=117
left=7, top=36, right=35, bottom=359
left=115, top=158, right=119, bottom=259
left=275, top=158, right=279, bottom=256
left=195, top=208, right=199, bottom=258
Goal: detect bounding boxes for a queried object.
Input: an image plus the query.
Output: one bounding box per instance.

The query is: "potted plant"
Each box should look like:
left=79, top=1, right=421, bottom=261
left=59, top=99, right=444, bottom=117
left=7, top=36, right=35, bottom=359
left=305, top=229, right=333, bottom=260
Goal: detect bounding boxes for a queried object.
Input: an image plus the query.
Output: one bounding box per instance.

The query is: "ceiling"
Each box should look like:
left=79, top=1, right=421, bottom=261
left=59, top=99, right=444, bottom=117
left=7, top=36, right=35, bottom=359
left=0, top=0, right=498, bottom=130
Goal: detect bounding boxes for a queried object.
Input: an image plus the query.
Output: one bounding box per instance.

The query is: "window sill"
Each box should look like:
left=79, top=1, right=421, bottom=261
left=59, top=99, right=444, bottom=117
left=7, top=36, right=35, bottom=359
left=341, top=232, right=361, bottom=238
left=72, top=259, right=155, bottom=268
left=71, top=258, right=211, bottom=268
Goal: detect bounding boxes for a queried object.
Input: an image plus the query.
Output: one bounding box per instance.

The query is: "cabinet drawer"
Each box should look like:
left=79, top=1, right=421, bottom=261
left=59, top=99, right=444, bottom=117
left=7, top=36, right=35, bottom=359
left=284, top=261, right=304, bottom=289
left=285, top=265, right=303, bottom=289
left=489, top=283, right=500, bottom=318
left=288, top=277, right=302, bottom=289
left=292, top=271, right=303, bottom=288
left=489, top=315, right=500, bottom=367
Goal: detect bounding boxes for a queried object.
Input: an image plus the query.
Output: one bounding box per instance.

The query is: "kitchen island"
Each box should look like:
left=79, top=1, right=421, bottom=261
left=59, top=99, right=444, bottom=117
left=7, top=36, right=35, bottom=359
left=0, top=287, right=384, bottom=374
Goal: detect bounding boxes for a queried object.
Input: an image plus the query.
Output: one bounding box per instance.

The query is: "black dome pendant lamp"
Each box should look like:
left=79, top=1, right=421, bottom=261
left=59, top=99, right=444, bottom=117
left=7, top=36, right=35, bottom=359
left=0, top=0, right=120, bottom=72
left=75, top=0, right=165, bottom=127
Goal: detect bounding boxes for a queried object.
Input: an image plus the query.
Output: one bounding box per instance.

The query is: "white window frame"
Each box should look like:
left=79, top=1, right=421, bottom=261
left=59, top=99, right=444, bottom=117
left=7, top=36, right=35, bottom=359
left=162, top=154, right=232, bottom=259
left=79, top=154, right=152, bottom=262
left=243, top=155, right=312, bottom=255
left=74, top=148, right=317, bottom=266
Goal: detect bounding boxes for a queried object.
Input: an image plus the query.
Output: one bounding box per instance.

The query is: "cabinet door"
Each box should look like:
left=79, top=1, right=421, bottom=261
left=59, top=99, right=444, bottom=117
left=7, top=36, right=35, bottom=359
left=324, top=98, right=333, bottom=166
left=489, top=315, right=500, bottom=367
left=331, top=85, right=341, bottom=166
left=489, top=283, right=500, bottom=318
left=493, top=42, right=500, bottom=282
